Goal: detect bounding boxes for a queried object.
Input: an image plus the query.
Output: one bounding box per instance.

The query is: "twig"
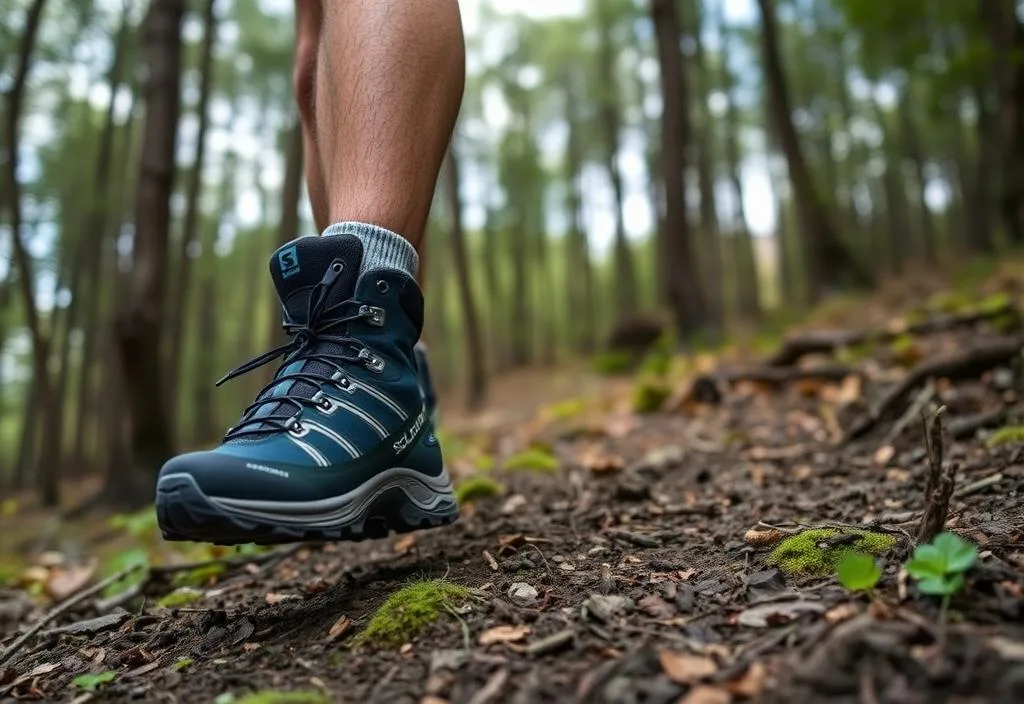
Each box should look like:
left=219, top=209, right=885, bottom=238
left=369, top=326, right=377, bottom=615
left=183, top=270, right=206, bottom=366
left=917, top=407, right=959, bottom=544
left=882, top=379, right=936, bottom=446
left=0, top=562, right=145, bottom=667
left=954, top=472, right=1004, bottom=498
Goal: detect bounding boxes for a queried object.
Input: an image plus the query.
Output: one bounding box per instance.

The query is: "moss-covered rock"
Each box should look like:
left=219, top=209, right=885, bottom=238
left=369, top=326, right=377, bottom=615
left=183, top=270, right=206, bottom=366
left=504, top=449, right=559, bottom=473
left=632, top=377, right=671, bottom=414
left=767, top=528, right=896, bottom=576
left=454, top=476, right=504, bottom=505
left=352, top=580, right=474, bottom=649
left=987, top=425, right=1024, bottom=448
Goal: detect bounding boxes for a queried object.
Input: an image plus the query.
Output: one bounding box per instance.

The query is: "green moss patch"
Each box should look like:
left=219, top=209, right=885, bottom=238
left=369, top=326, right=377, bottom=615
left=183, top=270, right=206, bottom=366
left=158, top=587, right=204, bottom=608
left=454, top=476, right=504, bottom=505
left=544, top=398, right=589, bottom=422
left=632, top=377, right=671, bottom=414
left=230, top=692, right=330, bottom=704
left=592, top=351, right=634, bottom=376
left=504, top=449, right=559, bottom=473
left=353, top=580, right=474, bottom=649
left=987, top=425, right=1024, bottom=448
left=767, top=528, right=896, bottom=576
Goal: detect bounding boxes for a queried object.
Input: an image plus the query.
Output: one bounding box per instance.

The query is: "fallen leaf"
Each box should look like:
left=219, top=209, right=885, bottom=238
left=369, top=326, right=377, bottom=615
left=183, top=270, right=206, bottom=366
left=479, top=625, right=532, bottom=646
left=735, top=601, right=824, bottom=627
left=987, top=637, right=1024, bottom=662
left=825, top=603, right=860, bottom=624
left=46, top=560, right=98, bottom=601
left=242, top=642, right=261, bottom=652
left=679, top=685, right=731, bottom=704
left=27, top=663, right=60, bottom=677
left=579, top=445, right=625, bottom=474
left=835, top=374, right=862, bottom=406
left=743, top=528, right=787, bottom=547
left=394, top=534, right=417, bottom=554
left=659, top=651, right=717, bottom=683
left=723, top=661, right=767, bottom=697
left=264, top=593, right=299, bottom=605
left=420, top=697, right=449, bottom=704
left=327, top=615, right=352, bottom=641
left=873, top=444, right=896, bottom=466
left=638, top=593, right=674, bottom=619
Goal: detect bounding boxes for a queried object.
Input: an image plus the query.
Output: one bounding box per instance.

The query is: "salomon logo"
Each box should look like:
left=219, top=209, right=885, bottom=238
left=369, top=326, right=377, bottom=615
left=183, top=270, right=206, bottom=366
left=393, top=410, right=426, bottom=454
left=246, top=462, right=290, bottom=478
left=278, top=245, right=300, bottom=279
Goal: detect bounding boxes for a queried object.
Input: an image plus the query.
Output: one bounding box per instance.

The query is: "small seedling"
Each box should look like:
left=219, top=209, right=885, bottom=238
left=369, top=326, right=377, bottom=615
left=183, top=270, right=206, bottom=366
left=72, top=671, right=116, bottom=691
left=905, top=531, right=977, bottom=619
left=836, top=551, right=881, bottom=596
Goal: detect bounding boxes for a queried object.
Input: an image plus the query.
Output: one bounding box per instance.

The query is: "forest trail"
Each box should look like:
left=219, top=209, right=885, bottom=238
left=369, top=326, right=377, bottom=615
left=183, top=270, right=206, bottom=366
left=2, top=270, right=1024, bottom=704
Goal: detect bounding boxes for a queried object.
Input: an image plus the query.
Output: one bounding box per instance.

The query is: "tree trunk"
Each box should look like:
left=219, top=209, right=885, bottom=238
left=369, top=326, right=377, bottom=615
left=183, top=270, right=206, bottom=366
left=268, top=116, right=304, bottom=345
left=115, top=0, right=185, bottom=486
left=5, top=0, right=59, bottom=505
left=978, top=0, right=1024, bottom=244
left=596, top=0, right=638, bottom=319
left=690, top=7, right=724, bottom=334
left=443, top=147, right=487, bottom=410
left=564, top=84, right=596, bottom=353
left=651, top=0, right=708, bottom=338
left=897, top=85, right=937, bottom=264
left=755, top=0, right=870, bottom=301
left=166, top=0, right=218, bottom=433
left=869, top=95, right=910, bottom=271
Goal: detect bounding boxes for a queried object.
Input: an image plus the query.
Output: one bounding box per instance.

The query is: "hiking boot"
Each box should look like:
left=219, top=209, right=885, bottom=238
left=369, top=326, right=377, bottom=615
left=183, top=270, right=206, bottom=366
left=413, top=341, right=438, bottom=426
left=156, top=227, right=457, bottom=545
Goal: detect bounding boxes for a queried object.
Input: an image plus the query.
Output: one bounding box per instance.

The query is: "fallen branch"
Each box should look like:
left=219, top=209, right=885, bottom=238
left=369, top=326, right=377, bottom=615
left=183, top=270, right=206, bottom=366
left=0, top=562, right=145, bottom=667
left=767, top=304, right=1020, bottom=367
left=692, top=364, right=857, bottom=398
left=954, top=472, right=1004, bottom=498
left=845, top=336, right=1022, bottom=442
left=917, top=407, right=958, bottom=544
left=881, top=379, right=937, bottom=446
left=947, top=407, right=1008, bottom=439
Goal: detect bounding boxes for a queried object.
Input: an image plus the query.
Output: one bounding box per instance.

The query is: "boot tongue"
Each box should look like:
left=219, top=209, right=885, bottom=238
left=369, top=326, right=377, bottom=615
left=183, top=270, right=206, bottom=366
left=227, top=235, right=366, bottom=442
left=270, top=235, right=365, bottom=323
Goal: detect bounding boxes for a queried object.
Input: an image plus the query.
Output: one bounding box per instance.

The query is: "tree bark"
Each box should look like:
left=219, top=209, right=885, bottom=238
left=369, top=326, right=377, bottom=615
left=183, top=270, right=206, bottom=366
left=166, top=0, right=218, bottom=433
left=115, top=0, right=185, bottom=483
left=444, top=147, right=487, bottom=410
left=755, top=0, right=871, bottom=301
left=897, top=85, right=937, bottom=264
left=564, top=83, right=596, bottom=353
left=978, top=0, right=1024, bottom=244
left=268, top=116, right=305, bottom=346
left=651, top=0, right=708, bottom=338
left=596, top=0, right=638, bottom=319
left=5, top=0, right=59, bottom=505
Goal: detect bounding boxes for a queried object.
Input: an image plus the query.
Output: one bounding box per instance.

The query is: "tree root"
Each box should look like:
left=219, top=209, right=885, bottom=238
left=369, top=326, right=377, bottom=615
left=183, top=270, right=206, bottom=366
left=766, top=304, right=1020, bottom=367
left=845, top=336, right=1022, bottom=442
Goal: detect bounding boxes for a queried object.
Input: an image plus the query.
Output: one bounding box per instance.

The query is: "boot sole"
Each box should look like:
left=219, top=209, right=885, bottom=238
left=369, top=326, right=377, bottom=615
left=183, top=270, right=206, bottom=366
left=155, top=467, right=459, bottom=545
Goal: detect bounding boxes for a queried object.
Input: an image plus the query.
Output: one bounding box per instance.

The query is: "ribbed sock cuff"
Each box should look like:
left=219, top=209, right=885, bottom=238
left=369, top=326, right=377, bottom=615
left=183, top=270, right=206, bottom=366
left=322, top=221, right=419, bottom=278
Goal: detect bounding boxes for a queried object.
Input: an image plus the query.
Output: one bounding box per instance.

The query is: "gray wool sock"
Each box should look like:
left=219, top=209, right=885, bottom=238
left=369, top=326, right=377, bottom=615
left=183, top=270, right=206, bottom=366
left=322, top=221, right=419, bottom=278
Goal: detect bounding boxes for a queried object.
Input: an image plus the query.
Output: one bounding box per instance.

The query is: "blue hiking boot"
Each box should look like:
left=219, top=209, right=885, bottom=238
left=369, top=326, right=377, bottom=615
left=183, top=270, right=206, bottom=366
left=156, top=226, right=457, bottom=545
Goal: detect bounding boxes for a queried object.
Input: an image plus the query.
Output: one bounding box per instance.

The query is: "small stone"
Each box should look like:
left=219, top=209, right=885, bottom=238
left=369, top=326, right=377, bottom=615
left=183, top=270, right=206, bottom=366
left=746, top=569, right=785, bottom=591
left=430, top=649, right=468, bottom=673
left=501, top=494, right=528, bottom=515
left=582, top=594, right=631, bottom=623
left=615, top=472, right=651, bottom=502
left=508, top=582, right=539, bottom=607
left=631, top=445, right=685, bottom=480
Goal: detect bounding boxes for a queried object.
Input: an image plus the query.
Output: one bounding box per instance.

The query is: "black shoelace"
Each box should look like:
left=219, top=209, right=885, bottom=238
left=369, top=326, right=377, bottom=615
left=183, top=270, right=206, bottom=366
left=216, top=258, right=382, bottom=441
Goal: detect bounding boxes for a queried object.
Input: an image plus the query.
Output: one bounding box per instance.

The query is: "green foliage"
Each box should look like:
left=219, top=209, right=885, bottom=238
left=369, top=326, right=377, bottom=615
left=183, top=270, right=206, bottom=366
left=504, top=448, right=559, bottom=473
left=836, top=340, right=876, bottom=365
left=986, top=425, right=1024, bottom=448
left=174, top=657, right=195, bottom=672
left=217, top=693, right=330, bottom=704
left=836, top=552, right=881, bottom=592
left=632, top=376, right=671, bottom=414
left=158, top=587, right=205, bottom=608
left=172, top=563, right=226, bottom=588
left=454, top=475, right=505, bottom=505
left=100, top=547, right=149, bottom=598
left=905, top=532, right=976, bottom=597
left=768, top=529, right=896, bottom=577
left=109, top=507, right=159, bottom=541
left=544, top=398, right=588, bottom=422
left=592, top=351, right=634, bottom=376
left=72, top=672, right=116, bottom=691
left=352, top=580, right=475, bottom=649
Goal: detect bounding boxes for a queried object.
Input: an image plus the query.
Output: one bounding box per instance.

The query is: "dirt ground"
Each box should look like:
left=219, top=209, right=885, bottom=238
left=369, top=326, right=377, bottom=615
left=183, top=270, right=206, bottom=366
left=2, top=277, right=1024, bottom=704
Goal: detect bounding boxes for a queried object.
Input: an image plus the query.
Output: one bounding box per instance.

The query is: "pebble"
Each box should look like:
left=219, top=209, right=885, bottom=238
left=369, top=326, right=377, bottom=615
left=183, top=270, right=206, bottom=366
left=508, top=582, right=539, bottom=607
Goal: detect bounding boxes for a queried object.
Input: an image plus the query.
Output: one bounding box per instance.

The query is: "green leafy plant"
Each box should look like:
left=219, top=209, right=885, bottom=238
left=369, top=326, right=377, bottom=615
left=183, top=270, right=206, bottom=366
left=453, top=475, right=504, bottom=505
left=504, top=448, right=558, bottom=473
left=72, top=671, right=116, bottom=691
left=905, top=532, right=977, bottom=617
left=174, top=657, right=194, bottom=672
left=986, top=425, right=1024, bottom=448
left=836, top=551, right=881, bottom=594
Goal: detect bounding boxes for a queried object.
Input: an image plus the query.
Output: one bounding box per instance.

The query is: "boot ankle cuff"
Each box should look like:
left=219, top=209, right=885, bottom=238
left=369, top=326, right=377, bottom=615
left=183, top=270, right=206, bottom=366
left=322, top=221, right=419, bottom=278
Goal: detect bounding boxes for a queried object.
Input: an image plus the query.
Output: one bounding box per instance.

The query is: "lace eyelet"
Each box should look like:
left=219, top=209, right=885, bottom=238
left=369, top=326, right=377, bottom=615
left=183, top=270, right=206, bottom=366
left=288, top=419, right=309, bottom=437
left=331, top=261, right=343, bottom=273
left=319, top=398, right=332, bottom=410
left=376, top=280, right=389, bottom=294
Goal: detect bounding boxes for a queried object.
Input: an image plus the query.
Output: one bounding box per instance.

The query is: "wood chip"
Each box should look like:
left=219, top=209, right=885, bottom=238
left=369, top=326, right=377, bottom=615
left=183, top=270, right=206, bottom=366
left=479, top=625, right=532, bottom=646
left=724, top=661, right=767, bottom=697
left=327, top=615, right=352, bottom=642
left=525, top=629, right=574, bottom=656
left=736, top=601, right=824, bottom=627
left=658, top=651, right=717, bottom=683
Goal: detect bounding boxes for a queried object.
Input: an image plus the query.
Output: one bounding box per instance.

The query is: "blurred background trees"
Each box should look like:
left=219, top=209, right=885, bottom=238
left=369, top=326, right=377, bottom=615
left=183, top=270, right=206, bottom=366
left=2, top=0, right=1023, bottom=507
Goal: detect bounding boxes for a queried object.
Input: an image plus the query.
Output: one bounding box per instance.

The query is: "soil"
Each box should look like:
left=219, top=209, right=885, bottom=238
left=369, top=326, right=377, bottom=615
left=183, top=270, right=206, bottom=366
left=2, top=286, right=1024, bottom=704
